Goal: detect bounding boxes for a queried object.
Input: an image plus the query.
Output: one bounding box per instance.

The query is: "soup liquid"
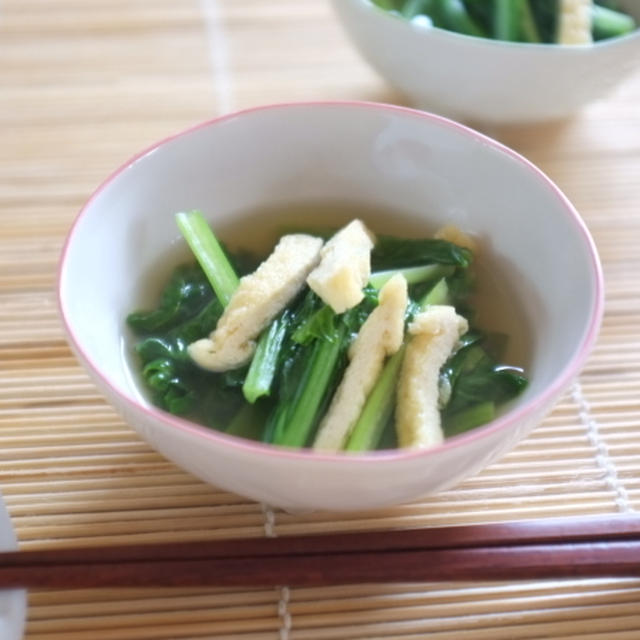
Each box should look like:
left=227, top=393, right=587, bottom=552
left=126, top=200, right=531, bottom=428
left=215, top=200, right=532, bottom=370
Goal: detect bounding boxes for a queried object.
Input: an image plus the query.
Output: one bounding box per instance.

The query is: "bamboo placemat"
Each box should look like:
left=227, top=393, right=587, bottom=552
left=1, top=0, right=639, bottom=638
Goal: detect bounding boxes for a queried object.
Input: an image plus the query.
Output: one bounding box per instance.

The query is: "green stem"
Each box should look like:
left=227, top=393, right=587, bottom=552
left=175, top=210, right=239, bottom=306
left=591, top=5, right=636, bottom=40
left=420, top=276, right=450, bottom=306
left=345, top=346, right=406, bottom=451
left=369, top=264, right=453, bottom=289
left=494, top=0, right=520, bottom=41
left=343, top=275, right=452, bottom=452
left=273, top=327, right=346, bottom=448
left=242, top=313, right=289, bottom=403
left=400, top=0, right=437, bottom=19
left=438, top=0, right=487, bottom=37
left=519, top=0, right=542, bottom=42
left=371, top=0, right=399, bottom=10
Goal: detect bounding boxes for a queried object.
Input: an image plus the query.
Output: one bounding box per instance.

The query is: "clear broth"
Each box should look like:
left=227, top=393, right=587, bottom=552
left=126, top=200, right=532, bottom=419
left=216, top=200, right=532, bottom=369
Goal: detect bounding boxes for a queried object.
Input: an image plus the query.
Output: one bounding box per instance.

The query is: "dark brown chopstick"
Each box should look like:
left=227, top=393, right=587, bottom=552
left=1, top=514, right=639, bottom=589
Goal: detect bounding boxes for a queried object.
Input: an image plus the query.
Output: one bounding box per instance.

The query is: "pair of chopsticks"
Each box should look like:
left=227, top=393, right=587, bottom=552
left=1, top=514, right=638, bottom=589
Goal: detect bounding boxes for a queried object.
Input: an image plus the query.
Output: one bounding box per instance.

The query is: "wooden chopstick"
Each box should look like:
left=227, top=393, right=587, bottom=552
left=1, top=514, right=639, bottom=589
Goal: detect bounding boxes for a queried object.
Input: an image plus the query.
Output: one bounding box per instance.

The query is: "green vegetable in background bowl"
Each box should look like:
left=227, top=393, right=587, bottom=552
left=373, top=0, right=637, bottom=44
left=127, top=211, right=527, bottom=453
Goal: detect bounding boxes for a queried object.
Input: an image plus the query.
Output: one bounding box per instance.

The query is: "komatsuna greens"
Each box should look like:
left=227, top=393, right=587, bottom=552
left=372, top=0, right=637, bottom=44
left=127, top=211, right=528, bottom=452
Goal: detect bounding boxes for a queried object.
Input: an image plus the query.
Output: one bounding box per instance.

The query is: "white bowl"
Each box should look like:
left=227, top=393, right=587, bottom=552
left=58, top=102, right=603, bottom=511
left=331, top=0, right=640, bottom=124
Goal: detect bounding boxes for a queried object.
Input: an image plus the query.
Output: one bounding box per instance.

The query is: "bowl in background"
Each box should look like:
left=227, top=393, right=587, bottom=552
left=58, top=102, right=603, bottom=511
left=331, top=0, right=640, bottom=125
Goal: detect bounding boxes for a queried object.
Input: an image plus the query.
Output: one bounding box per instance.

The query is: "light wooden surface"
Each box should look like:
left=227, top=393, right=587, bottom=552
left=1, top=1, right=640, bottom=638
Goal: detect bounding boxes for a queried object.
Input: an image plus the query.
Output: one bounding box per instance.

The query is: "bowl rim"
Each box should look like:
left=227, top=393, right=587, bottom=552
left=342, top=0, right=640, bottom=51
left=57, top=99, right=604, bottom=465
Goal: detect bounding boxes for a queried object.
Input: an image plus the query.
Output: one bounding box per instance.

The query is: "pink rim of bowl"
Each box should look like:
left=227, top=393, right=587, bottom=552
left=57, top=100, right=605, bottom=465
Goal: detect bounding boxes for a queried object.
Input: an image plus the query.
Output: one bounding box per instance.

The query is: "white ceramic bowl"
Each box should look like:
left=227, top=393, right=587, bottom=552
left=58, top=102, right=603, bottom=511
left=331, top=0, right=640, bottom=124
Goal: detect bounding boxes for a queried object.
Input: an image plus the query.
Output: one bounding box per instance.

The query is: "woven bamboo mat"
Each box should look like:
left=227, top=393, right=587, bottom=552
left=1, top=0, right=640, bottom=638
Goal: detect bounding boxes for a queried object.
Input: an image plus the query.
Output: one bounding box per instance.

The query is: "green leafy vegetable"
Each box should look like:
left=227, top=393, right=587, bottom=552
left=175, top=210, right=240, bottom=306
left=375, top=0, right=637, bottom=43
left=127, top=213, right=529, bottom=452
left=242, top=310, right=290, bottom=404
left=127, top=264, right=215, bottom=333
left=401, top=0, right=439, bottom=20
left=369, top=264, right=454, bottom=289
left=345, top=346, right=406, bottom=451
left=494, top=0, right=522, bottom=41
left=127, top=211, right=245, bottom=428
left=519, top=0, right=543, bottom=42
left=438, top=0, right=488, bottom=37
left=345, top=274, right=453, bottom=451
left=371, top=235, right=472, bottom=270
left=592, top=3, right=637, bottom=40
left=371, top=0, right=403, bottom=11
left=440, top=338, right=528, bottom=435
left=444, top=401, right=496, bottom=436
left=264, top=288, right=378, bottom=448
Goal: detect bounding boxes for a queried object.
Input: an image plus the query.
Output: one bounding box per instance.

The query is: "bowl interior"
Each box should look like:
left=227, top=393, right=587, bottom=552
left=58, top=103, right=602, bottom=508
left=60, top=103, right=600, bottom=413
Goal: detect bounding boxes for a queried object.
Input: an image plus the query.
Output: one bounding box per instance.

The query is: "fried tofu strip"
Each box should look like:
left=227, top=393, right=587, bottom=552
left=396, top=305, right=468, bottom=449
left=557, top=0, right=593, bottom=44
left=188, top=234, right=322, bottom=372
left=313, top=274, right=408, bottom=452
left=306, top=219, right=375, bottom=314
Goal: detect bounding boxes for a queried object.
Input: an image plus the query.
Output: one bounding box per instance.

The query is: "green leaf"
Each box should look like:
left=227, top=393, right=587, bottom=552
left=127, top=264, right=213, bottom=333
left=371, top=235, right=473, bottom=270
left=443, top=401, right=496, bottom=436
